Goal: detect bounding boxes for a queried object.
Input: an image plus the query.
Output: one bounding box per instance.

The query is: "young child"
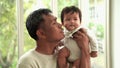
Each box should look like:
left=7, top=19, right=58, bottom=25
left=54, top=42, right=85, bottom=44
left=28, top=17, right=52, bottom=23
left=57, top=6, right=98, bottom=68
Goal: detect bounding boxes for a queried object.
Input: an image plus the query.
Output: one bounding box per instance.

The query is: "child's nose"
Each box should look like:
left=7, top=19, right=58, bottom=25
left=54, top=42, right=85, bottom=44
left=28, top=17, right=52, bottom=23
left=70, top=20, right=75, bottom=24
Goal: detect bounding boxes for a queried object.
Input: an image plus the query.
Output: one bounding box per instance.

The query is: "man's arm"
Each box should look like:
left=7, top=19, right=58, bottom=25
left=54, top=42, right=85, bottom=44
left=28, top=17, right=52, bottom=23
left=73, top=30, right=91, bottom=68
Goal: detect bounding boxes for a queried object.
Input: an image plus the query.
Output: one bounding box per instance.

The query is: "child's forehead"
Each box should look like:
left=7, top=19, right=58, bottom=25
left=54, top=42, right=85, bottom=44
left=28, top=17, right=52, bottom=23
left=64, top=12, right=79, bottom=16
left=64, top=12, right=79, bottom=15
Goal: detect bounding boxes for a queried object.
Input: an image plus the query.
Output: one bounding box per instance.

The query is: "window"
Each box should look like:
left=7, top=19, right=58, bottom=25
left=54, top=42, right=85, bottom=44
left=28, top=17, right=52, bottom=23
left=79, top=0, right=109, bottom=68
left=0, top=0, right=110, bottom=68
left=22, top=0, right=109, bottom=68
left=23, top=0, right=53, bottom=52
left=0, top=0, right=17, bottom=68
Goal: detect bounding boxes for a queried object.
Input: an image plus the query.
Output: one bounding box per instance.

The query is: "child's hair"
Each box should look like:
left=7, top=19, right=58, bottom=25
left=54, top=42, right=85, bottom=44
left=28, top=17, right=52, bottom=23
left=61, top=6, right=82, bottom=23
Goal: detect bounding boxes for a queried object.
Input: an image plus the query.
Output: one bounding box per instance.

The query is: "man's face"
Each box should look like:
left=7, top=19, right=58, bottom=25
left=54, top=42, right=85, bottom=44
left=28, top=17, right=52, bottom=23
left=63, top=12, right=81, bottom=31
left=42, top=13, right=64, bottom=42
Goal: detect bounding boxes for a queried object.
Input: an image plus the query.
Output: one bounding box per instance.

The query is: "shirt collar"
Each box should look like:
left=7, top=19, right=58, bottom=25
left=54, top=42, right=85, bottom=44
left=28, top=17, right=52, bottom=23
left=64, top=26, right=82, bottom=38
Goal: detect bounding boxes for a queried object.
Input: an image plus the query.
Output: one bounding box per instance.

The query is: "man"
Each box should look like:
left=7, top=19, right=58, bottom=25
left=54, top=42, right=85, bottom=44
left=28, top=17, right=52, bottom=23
left=17, top=8, right=90, bottom=68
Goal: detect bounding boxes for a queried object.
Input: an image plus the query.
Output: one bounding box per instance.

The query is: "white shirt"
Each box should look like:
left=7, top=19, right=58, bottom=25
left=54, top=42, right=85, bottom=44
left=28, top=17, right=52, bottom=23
left=17, top=49, right=57, bottom=68
left=63, top=26, right=98, bottom=62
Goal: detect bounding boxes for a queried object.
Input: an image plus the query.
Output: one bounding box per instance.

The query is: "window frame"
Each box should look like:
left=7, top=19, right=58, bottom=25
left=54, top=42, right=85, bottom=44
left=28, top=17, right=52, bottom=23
left=16, top=0, right=24, bottom=58
left=17, top=0, right=111, bottom=68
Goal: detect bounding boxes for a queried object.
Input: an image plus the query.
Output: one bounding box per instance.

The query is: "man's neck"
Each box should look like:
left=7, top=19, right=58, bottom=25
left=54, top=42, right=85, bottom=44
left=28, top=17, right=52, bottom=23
left=35, top=41, right=58, bottom=55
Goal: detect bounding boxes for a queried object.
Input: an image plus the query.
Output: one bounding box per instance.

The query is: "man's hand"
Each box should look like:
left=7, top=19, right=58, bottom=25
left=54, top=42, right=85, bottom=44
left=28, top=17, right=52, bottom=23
left=72, top=29, right=91, bottom=68
left=72, top=29, right=89, bottom=50
left=79, top=28, right=87, bottom=34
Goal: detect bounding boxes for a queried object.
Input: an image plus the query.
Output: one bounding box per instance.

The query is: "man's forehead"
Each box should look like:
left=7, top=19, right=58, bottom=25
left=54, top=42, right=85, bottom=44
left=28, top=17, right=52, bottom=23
left=49, top=13, right=56, bottom=18
left=43, top=13, right=56, bottom=19
left=50, top=13, right=57, bottom=17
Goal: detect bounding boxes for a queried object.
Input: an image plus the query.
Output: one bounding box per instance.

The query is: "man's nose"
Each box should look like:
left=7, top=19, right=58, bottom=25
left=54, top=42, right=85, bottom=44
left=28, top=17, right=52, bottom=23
left=58, top=23, right=62, bottom=29
left=58, top=23, right=62, bottom=27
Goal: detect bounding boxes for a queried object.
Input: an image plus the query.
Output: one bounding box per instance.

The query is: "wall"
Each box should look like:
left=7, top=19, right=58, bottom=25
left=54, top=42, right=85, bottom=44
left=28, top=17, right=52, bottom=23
left=111, top=0, right=120, bottom=68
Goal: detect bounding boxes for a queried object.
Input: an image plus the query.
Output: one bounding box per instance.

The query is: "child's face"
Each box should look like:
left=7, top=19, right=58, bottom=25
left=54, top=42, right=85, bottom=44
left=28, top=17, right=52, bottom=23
left=63, top=12, right=81, bottom=31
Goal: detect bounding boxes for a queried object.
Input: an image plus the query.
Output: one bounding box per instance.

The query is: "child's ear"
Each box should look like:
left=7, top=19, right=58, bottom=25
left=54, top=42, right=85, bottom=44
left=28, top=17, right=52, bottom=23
left=36, top=29, right=46, bottom=39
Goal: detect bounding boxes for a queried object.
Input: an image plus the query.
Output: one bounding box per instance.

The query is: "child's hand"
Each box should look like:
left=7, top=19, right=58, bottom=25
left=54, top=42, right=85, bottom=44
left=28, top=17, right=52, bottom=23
left=72, top=30, right=89, bottom=50
left=58, top=47, right=70, bottom=58
left=57, top=47, right=70, bottom=68
left=90, top=51, right=98, bottom=57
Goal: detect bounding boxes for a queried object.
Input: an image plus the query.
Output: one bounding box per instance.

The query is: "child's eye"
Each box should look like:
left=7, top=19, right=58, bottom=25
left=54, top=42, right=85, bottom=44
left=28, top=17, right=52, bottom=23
left=74, top=18, right=77, bottom=20
left=66, top=19, right=70, bottom=21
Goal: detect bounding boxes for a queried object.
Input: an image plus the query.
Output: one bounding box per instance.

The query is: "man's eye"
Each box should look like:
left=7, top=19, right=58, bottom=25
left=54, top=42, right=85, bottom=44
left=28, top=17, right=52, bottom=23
left=53, top=22, right=57, bottom=25
left=52, top=22, right=55, bottom=24
left=74, top=19, right=77, bottom=20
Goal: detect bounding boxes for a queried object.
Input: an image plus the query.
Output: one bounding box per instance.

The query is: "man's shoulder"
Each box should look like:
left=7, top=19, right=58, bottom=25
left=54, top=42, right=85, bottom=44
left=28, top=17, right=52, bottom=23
left=18, top=49, right=37, bottom=63
left=17, top=49, right=36, bottom=68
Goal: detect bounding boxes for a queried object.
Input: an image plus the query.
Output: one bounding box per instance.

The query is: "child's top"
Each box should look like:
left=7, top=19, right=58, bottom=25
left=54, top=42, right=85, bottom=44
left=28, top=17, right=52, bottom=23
left=62, top=26, right=98, bottom=62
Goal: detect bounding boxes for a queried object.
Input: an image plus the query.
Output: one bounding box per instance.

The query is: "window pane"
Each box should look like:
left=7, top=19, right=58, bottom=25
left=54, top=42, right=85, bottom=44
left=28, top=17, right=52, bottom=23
left=88, top=0, right=106, bottom=68
left=23, top=0, right=52, bottom=52
left=0, top=0, right=18, bottom=68
left=57, top=0, right=79, bottom=21
left=22, top=0, right=107, bottom=68
left=57, top=0, right=106, bottom=67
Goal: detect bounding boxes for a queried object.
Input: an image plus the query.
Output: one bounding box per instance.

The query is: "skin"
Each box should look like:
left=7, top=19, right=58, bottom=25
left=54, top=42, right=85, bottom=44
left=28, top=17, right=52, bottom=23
left=63, top=12, right=82, bottom=68
left=73, top=30, right=90, bottom=68
left=35, top=13, right=65, bottom=55
left=58, top=12, right=91, bottom=68
left=36, top=12, right=90, bottom=68
left=63, top=12, right=81, bottom=31
left=58, top=29, right=90, bottom=68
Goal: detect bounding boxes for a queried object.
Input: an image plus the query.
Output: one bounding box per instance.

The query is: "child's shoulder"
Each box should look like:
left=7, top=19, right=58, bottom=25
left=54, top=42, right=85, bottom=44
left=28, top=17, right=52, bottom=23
left=80, top=26, right=93, bottom=32
left=79, top=26, right=88, bottom=33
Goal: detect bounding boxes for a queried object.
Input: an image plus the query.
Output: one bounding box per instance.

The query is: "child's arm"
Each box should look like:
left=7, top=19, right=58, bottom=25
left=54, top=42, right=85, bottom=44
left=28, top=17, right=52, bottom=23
left=85, top=28, right=98, bottom=58
left=57, top=46, right=70, bottom=68
left=72, top=59, right=81, bottom=68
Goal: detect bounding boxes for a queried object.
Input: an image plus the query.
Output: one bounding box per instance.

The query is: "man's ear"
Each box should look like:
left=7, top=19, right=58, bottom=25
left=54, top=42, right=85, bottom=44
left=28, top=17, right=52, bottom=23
left=36, top=29, right=46, bottom=39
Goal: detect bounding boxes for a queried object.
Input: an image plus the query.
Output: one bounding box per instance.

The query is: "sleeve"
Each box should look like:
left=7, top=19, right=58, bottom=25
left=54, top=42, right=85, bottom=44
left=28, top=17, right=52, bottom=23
left=17, top=55, right=35, bottom=68
left=86, top=29, right=98, bottom=51
left=17, top=63, right=33, bottom=68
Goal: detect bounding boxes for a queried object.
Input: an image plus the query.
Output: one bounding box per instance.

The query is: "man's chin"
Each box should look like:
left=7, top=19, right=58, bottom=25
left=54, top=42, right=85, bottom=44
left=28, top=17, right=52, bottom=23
left=61, top=35, right=65, bottom=39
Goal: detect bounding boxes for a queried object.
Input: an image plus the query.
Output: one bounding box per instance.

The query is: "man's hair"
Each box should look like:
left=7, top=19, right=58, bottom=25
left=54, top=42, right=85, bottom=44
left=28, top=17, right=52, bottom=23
left=61, top=6, right=82, bottom=23
left=26, top=8, right=52, bottom=40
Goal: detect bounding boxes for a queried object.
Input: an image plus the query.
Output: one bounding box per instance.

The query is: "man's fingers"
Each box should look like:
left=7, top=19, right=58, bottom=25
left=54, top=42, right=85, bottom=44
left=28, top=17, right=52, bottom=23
left=72, top=66, right=76, bottom=68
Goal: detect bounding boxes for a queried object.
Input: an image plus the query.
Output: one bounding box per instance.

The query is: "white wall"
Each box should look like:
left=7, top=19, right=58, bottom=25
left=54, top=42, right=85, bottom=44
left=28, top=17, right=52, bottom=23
left=111, top=0, right=120, bottom=68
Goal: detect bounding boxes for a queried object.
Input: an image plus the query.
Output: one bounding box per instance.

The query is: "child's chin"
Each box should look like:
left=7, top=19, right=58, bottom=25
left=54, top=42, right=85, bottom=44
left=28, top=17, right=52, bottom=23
left=69, top=28, right=76, bottom=31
